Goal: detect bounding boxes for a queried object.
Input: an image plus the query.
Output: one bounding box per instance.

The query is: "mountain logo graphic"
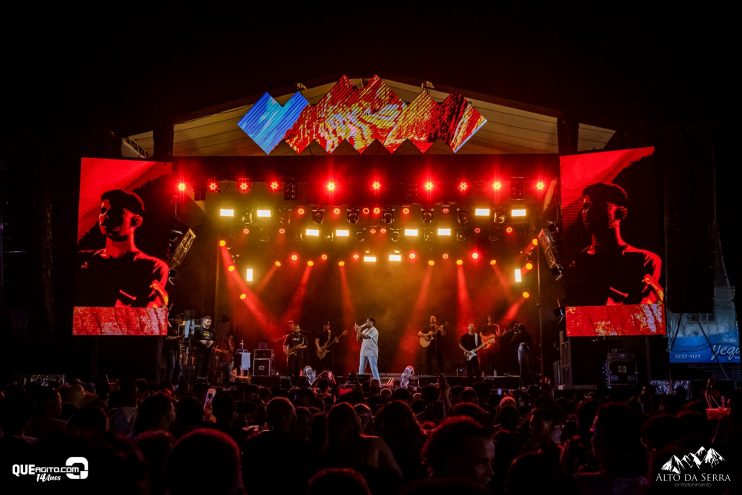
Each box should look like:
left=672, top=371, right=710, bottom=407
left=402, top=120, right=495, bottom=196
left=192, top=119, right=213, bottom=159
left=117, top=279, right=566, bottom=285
left=660, top=447, right=725, bottom=474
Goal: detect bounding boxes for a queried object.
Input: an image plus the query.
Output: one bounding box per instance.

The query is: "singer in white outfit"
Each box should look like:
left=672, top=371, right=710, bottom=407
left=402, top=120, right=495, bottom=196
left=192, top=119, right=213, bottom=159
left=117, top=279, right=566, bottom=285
left=354, top=317, right=380, bottom=380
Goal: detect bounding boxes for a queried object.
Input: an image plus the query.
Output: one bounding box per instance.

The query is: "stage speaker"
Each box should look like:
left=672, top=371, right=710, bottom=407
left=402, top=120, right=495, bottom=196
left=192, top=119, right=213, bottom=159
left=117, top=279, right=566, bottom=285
left=254, top=349, right=274, bottom=360
left=253, top=358, right=272, bottom=376
left=604, top=352, right=638, bottom=387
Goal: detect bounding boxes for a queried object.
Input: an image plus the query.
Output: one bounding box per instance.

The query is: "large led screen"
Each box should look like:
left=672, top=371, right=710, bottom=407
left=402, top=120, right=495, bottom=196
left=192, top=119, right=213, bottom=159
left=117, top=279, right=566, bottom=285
left=73, top=158, right=172, bottom=335
left=561, top=147, right=666, bottom=337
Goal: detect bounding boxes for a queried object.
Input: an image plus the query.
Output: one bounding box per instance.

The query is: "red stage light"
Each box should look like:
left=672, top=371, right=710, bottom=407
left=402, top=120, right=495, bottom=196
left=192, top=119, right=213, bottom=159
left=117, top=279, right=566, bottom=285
left=369, top=227, right=377, bottom=234
left=402, top=207, right=410, bottom=215
left=177, top=181, right=187, bottom=192
left=458, top=181, right=469, bottom=192
left=471, top=252, right=479, bottom=260
left=380, top=227, right=387, bottom=234
left=456, top=259, right=464, bottom=266
left=239, top=293, right=247, bottom=300
left=373, top=207, right=381, bottom=215
left=278, top=228, right=286, bottom=234
left=474, top=227, right=482, bottom=234
left=270, top=180, right=280, bottom=192
left=424, top=181, right=434, bottom=192
left=362, top=207, right=370, bottom=215
left=409, top=252, right=417, bottom=260
left=338, top=260, right=346, bottom=267
left=238, top=178, right=250, bottom=193
left=242, top=227, right=250, bottom=235
left=207, top=180, right=219, bottom=192
left=297, top=208, right=305, bottom=215
left=522, top=291, right=531, bottom=299
left=489, top=259, right=497, bottom=265
left=274, top=261, right=282, bottom=267
left=218, top=240, right=226, bottom=247
left=228, top=265, right=236, bottom=272
left=290, top=254, right=299, bottom=262
left=333, top=207, right=341, bottom=215
left=428, top=260, right=435, bottom=266
left=321, top=254, right=328, bottom=261
left=326, top=181, right=336, bottom=192
left=352, top=253, right=360, bottom=260
left=372, top=181, right=381, bottom=191
left=441, top=207, right=450, bottom=215
left=442, top=253, right=449, bottom=260
left=492, top=181, right=502, bottom=191
left=307, top=260, right=314, bottom=267
left=506, top=226, right=513, bottom=234
left=536, top=181, right=545, bottom=191
left=525, top=262, right=534, bottom=270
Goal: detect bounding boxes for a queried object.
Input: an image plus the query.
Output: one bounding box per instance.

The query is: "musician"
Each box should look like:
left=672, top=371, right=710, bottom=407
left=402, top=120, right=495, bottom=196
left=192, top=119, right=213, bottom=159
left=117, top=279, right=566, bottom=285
left=479, top=315, right=500, bottom=376
left=459, top=323, right=482, bottom=380
left=512, top=323, right=534, bottom=386
left=354, top=317, right=380, bottom=380
left=193, top=315, right=215, bottom=380
left=163, top=313, right=184, bottom=384
left=214, top=332, right=236, bottom=384
left=315, top=321, right=336, bottom=372
left=418, top=315, right=446, bottom=375
left=283, top=321, right=307, bottom=379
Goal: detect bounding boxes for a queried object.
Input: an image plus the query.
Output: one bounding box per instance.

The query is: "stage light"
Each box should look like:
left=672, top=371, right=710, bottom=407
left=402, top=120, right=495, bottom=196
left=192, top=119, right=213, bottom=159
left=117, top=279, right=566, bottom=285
left=456, top=229, right=468, bottom=242
left=333, top=207, right=341, bottom=215
left=219, top=240, right=226, bottom=247
left=242, top=227, right=250, bottom=235
left=305, top=228, right=320, bottom=237
left=442, top=253, right=449, bottom=260
left=346, top=208, right=359, bottom=224
left=514, top=268, right=522, bottom=283
left=441, top=207, right=450, bottom=215
left=326, top=181, right=336, bottom=192
left=404, top=228, right=419, bottom=237
left=474, top=208, right=490, bottom=217
left=284, top=179, right=297, bottom=200
left=270, top=180, right=280, bottom=192
left=532, top=238, right=539, bottom=246
left=380, top=227, right=387, bottom=234
left=362, top=207, right=370, bottom=215
left=506, top=226, right=514, bottom=234
left=336, top=229, right=350, bottom=237
left=511, top=208, right=527, bottom=218
left=312, top=208, right=325, bottom=224
left=240, top=293, right=247, bottom=300
left=274, top=260, right=282, bottom=267
left=177, top=181, right=187, bottom=192
left=409, top=252, right=417, bottom=260
left=245, top=268, right=254, bottom=282
left=256, top=209, right=271, bottom=218
left=297, top=207, right=305, bottom=215
left=489, top=259, right=497, bottom=265
left=352, top=253, right=360, bottom=260
left=228, top=265, right=236, bottom=272
left=381, top=208, right=394, bottom=224
left=437, top=228, right=451, bottom=236
left=424, top=181, right=434, bottom=192
left=388, top=253, right=402, bottom=262
left=428, top=260, right=435, bottom=266
left=363, top=254, right=377, bottom=263
left=423, top=229, right=434, bottom=242
left=238, top=178, right=250, bottom=193
left=291, top=254, right=299, bottom=262
left=372, top=180, right=381, bottom=191
left=208, top=179, right=220, bottom=193
left=338, top=260, right=346, bottom=267
left=421, top=209, right=433, bottom=224
left=474, top=227, right=482, bottom=234
left=355, top=230, right=366, bottom=242
left=458, top=181, right=469, bottom=192
left=369, top=227, right=377, bottom=235
left=220, top=208, right=235, bottom=217
left=278, top=228, right=286, bottom=234
left=457, top=209, right=470, bottom=224
left=492, top=181, right=502, bottom=191
left=456, top=259, right=464, bottom=266
left=320, top=254, right=328, bottom=261
left=307, top=260, right=314, bottom=267
left=536, top=181, right=545, bottom=191
left=373, top=207, right=381, bottom=215
left=522, top=291, right=530, bottom=299
left=402, top=207, right=410, bottom=215
left=525, top=262, right=534, bottom=271
left=511, top=177, right=524, bottom=200
left=472, top=252, right=479, bottom=260
left=494, top=208, right=507, bottom=224
left=389, top=229, right=400, bottom=242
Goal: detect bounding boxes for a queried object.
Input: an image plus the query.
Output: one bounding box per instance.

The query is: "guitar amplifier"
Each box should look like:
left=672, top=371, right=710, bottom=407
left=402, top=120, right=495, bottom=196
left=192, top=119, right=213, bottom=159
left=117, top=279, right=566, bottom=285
left=253, top=358, right=272, bottom=376
left=254, top=349, right=274, bottom=359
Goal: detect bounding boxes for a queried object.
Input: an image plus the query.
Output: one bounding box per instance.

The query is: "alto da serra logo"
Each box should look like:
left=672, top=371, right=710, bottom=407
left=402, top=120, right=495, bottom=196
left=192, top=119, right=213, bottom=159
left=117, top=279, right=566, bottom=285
left=657, top=447, right=730, bottom=486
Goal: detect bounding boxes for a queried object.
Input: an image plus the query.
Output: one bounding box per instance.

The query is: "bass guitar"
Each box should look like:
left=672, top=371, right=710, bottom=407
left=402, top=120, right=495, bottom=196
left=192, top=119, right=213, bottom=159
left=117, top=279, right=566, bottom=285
left=316, top=330, right=348, bottom=359
left=464, top=335, right=496, bottom=361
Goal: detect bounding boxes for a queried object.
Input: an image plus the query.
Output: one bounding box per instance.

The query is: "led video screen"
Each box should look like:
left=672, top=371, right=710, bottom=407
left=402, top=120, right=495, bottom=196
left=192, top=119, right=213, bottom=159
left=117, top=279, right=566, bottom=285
left=73, top=158, right=172, bottom=335
left=561, top=147, right=666, bottom=337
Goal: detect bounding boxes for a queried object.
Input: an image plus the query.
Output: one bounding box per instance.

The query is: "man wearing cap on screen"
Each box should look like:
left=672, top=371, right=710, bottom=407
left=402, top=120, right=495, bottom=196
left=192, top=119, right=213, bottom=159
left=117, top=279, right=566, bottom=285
left=566, top=182, right=662, bottom=306
left=75, top=189, right=169, bottom=308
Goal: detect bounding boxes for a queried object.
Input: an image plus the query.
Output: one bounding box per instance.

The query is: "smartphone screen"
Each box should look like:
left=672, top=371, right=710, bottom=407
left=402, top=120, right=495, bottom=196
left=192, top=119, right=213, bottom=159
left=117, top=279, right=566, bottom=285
left=204, top=387, right=216, bottom=409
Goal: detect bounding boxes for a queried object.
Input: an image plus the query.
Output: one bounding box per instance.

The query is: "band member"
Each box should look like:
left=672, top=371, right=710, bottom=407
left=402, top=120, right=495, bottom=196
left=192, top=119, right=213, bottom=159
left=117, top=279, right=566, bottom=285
left=354, top=317, right=380, bottom=380
left=164, top=313, right=184, bottom=384
left=512, top=323, right=534, bottom=387
left=315, top=321, right=336, bottom=372
left=194, top=315, right=215, bottom=380
left=417, top=315, right=446, bottom=375
left=214, top=332, right=236, bottom=384
left=283, top=321, right=307, bottom=379
left=479, top=315, right=500, bottom=376
left=459, top=323, right=482, bottom=380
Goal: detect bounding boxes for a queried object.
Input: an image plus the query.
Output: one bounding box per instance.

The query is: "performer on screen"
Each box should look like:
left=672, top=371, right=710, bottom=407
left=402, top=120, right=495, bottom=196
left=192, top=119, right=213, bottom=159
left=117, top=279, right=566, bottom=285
left=283, top=321, right=307, bottom=380
left=75, top=189, right=169, bottom=308
left=417, top=315, right=446, bottom=375
left=566, top=182, right=662, bottom=306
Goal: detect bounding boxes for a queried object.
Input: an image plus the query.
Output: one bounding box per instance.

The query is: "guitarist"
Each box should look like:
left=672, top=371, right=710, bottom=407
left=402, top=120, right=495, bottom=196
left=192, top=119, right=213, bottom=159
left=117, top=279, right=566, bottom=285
left=314, top=321, right=339, bottom=372
left=283, top=321, right=308, bottom=379
left=458, top=323, right=483, bottom=380
left=417, top=315, right=446, bottom=375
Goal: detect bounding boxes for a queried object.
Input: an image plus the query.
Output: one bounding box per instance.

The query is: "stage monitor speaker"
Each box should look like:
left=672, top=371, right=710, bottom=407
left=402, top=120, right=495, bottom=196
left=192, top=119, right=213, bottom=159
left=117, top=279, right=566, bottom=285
left=253, top=358, right=272, bottom=376
left=254, top=349, right=274, bottom=359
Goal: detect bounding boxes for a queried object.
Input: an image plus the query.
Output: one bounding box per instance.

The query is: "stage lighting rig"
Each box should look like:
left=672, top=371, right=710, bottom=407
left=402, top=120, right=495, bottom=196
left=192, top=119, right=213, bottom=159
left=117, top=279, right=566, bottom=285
left=456, top=208, right=470, bottom=225
left=381, top=208, right=395, bottom=225
left=347, top=208, right=360, bottom=224
left=284, top=179, right=298, bottom=200
left=421, top=208, right=434, bottom=224
left=278, top=208, right=291, bottom=225
left=389, top=228, right=401, bottom=242
left=355, top=229, right=367, bottom=242
left=312, top=208, right=325, bottom=224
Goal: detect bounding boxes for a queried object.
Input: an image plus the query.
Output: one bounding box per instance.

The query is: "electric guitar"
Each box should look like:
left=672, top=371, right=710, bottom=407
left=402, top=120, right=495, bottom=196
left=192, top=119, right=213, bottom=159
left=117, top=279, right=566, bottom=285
left=286, top=344, right=308, bottom=356
left=316, top=330, right=348, bottom=359
left=464, top=335, right=496, bottom=361
left=419, top=322, right=448, bottom=348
